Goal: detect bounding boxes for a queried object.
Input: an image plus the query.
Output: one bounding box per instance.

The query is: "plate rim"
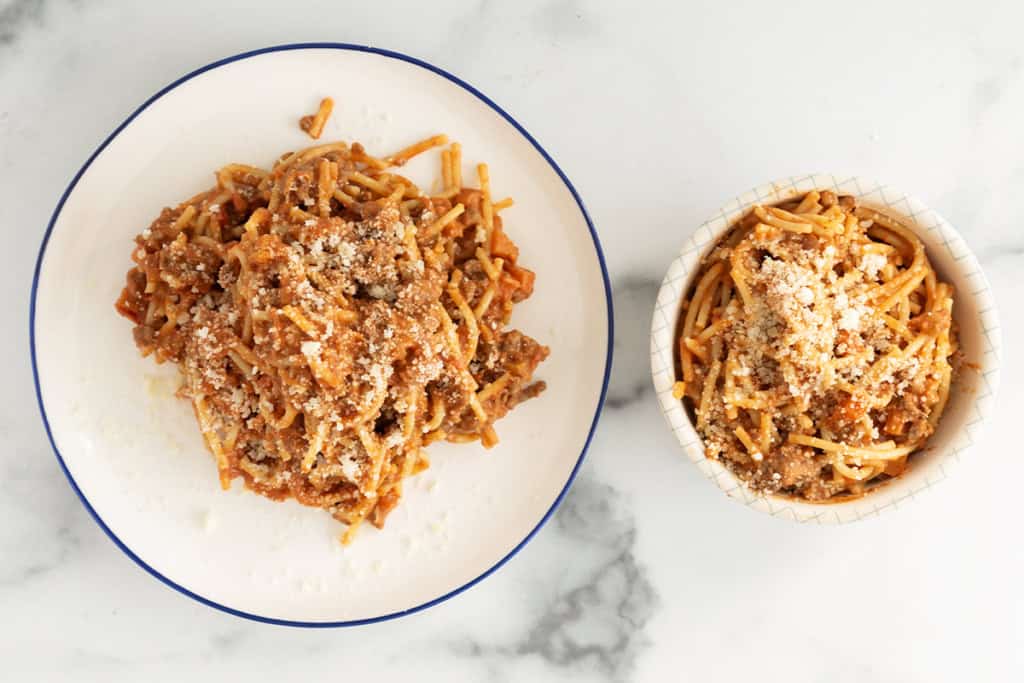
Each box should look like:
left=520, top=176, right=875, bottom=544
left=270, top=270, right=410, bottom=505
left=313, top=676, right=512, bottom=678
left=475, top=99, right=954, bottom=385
left=29, top=42, right=614, bottom=628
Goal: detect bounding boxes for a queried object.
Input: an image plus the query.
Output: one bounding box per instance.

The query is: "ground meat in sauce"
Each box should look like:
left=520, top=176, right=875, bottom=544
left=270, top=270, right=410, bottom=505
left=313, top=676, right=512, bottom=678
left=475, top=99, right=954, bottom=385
left=115, top=141, right=549, bottom=539
left=678, top=192, right=959, bottom=502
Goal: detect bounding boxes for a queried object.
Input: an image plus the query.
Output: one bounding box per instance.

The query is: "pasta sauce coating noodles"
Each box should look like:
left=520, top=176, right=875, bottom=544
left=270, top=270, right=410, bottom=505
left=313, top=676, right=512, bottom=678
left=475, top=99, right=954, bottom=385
left=116, top=136, right=548, bottom=542
left=674, top=191, right=957, bottom=501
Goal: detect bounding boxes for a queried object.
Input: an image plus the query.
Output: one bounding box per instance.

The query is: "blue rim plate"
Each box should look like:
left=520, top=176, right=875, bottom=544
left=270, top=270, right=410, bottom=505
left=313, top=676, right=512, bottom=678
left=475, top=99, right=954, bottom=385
left=30, top=43, right=613, bottom=627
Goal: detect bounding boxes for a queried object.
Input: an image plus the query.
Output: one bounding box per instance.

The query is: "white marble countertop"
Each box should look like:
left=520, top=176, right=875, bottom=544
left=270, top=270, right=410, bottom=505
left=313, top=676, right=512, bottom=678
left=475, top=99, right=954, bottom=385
left=3, top=0, right=1022, bottom=680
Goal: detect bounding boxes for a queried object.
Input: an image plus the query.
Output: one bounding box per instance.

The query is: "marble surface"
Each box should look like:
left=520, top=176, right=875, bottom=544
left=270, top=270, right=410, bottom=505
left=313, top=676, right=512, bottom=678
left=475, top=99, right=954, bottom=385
left=2, top=0, right=1021, bottom=680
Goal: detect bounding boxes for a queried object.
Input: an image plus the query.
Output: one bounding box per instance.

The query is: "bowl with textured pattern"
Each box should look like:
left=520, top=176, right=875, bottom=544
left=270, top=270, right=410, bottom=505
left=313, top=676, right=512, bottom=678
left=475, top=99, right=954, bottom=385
left=650, top=175, right=1001, bottom=523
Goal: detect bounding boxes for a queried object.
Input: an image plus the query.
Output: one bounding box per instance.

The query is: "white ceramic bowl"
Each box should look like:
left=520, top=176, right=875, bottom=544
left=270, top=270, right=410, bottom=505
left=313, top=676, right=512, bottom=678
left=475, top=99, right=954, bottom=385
left=31, top=44, right=612, bottom=625
left=650, top=175, right=1001, bottom=523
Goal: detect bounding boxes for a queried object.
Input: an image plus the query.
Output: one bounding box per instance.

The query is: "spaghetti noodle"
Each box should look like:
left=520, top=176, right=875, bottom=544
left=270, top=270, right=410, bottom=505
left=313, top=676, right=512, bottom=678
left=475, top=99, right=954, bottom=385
left=675, top=191, right=957, bottom=500
left=116, top=136, right=548, bottom=542
left=299, top=97, right=334, bottom=139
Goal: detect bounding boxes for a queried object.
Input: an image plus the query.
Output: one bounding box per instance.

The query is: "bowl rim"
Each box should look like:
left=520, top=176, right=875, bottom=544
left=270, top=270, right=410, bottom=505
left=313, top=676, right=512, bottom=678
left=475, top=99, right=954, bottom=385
left=650, top=174, right=1002, bottom=523
left=29, top=42, right=614, bottom=627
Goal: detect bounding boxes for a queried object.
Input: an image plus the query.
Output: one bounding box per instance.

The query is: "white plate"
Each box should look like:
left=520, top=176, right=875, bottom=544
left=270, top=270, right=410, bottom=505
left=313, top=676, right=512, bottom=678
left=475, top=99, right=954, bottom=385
left=651, top=176, right=1001, bottom=522
left=30, top=44, right=612, bottom=625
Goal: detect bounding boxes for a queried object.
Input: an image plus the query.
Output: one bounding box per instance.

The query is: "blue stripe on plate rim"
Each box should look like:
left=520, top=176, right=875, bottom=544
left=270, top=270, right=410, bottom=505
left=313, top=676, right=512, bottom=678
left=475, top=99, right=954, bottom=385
left=28, top=42, right=614, bottom=628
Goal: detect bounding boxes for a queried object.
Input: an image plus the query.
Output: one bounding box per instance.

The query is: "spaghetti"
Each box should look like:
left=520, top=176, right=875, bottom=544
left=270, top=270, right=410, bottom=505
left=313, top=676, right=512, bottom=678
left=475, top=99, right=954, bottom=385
left=116, top=136, right=548, bottom=542
left=675, top=191, right=957, bottom=500
left=299, top=97, right=334, bottom=139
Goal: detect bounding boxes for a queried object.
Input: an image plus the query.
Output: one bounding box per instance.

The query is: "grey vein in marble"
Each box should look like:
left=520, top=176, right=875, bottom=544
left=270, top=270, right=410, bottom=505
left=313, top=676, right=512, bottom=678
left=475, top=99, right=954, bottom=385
left=604, top=276, right=661, bottom=411
left=0, top=0, right=46, bottom=45
left=0, top=457, right=87, bottom=588
left=451, top=475, right=658, bottom=682
left=979, top=243, right=1024, bottom=266
left=530, top=0, right=597, bottom=42
left=970, top=56, right=1022, bottom=120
